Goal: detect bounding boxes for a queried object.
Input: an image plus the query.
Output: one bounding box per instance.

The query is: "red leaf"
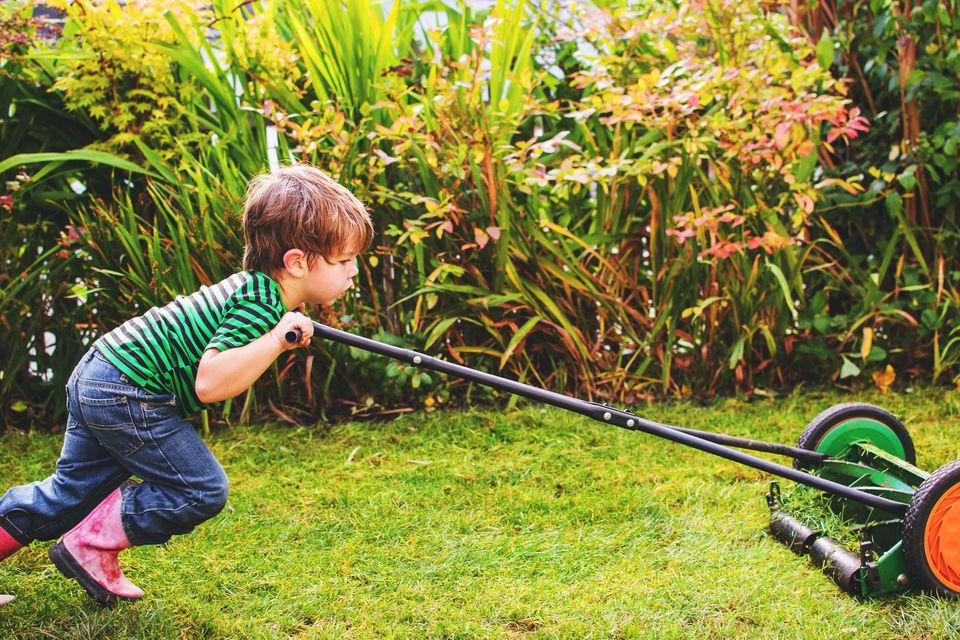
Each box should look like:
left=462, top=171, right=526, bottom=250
left=774, top=122, right=792, bottom=150
left=474, top=227, right=489, bottom=250
left=268, top=400, right=300, bottom=426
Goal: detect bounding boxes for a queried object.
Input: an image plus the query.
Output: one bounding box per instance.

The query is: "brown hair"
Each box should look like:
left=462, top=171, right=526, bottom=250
left=242, top=164, right=373, bottom=275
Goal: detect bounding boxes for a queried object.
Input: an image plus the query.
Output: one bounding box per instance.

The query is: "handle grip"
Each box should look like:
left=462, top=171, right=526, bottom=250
left=285, top=308, right=305, bottom=344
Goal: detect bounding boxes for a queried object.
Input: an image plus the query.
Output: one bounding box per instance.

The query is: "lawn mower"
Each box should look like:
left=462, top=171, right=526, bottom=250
left=289, top=321, right=960, bottom=598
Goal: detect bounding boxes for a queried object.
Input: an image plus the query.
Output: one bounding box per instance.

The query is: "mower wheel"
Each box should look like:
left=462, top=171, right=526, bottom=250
left=903, top=460, right=960, bottom=597
left=794, top=402, right=915, bottom=469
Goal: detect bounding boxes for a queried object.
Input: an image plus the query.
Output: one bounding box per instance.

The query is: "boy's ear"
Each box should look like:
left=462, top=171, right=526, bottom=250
left=281, top=249, right=308, bottom=277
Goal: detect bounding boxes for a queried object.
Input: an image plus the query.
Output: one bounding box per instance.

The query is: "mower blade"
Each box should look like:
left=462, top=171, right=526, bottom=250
left=769, top=510, right=862, bottom=595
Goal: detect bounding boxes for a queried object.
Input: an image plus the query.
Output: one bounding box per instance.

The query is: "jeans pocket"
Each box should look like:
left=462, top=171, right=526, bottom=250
left=141, top=391, right=177, bottom=406
left=141, top=392, right=179, bottom=425
left=78, top=392, right=145, bottom=456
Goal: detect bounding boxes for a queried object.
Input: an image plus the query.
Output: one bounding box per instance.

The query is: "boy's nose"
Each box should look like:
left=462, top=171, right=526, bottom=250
left=350, top=259, right=359, bottom=277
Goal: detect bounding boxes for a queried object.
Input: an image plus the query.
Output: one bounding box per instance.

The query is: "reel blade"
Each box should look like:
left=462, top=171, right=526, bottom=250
left=770, top=510, right=862, bottom=595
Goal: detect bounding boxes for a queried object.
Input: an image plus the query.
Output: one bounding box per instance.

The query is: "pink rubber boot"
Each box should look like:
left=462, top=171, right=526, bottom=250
left=48, top=486, right=144, bottom=606
left=1, top=526, right=24, bottom=606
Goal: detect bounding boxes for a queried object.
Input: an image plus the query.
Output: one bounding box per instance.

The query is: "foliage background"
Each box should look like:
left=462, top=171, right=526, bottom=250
left=1, top=0, right=958, bottom=429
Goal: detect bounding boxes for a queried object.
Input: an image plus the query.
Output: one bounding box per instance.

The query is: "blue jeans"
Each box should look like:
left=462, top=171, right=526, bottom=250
left=0, top=347, right=228, bottom=546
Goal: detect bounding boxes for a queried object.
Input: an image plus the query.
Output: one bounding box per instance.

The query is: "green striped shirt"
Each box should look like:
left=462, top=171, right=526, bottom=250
left=95, top=271, right=287, bottom=415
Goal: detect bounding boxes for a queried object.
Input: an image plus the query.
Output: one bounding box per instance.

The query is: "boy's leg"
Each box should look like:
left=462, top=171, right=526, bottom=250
left=0, top=407, right=130, bottom=543
left=110, top=398, right=229, bottom=547
left=49, top=404, right=227, bottom=607
left=45, top=349, right=228, bottom=604
left=0, top=348, right=133, bottom=542
left=49, top=480, right=144, bottom=605
left=1, top=526, right=23, bottom=606
left=0, top=348, right=132, bottom=605
left=43, top=348, right=229, bottom=546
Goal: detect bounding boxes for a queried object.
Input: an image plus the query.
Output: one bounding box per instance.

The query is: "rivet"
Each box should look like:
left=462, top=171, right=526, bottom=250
left=413, top=356, right=422, bottom=365
left=603, top=412, right=612, bottom=421
left=897, top=574, right=909, bottom=586
left=627, top=419, right=635, bottom=427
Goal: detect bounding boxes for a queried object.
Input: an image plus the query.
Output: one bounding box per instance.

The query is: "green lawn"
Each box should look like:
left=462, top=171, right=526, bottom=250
left=1, top=389, right=959, bottom=639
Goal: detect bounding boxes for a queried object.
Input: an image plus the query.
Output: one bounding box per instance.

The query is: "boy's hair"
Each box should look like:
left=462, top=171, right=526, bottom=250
left=242, top=164, right=373, bottom=276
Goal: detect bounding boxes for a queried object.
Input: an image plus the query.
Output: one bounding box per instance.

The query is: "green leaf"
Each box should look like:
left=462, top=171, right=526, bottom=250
left=759, top=324, right=777, bottom=357
left=840, top=357, right=861, bottom=379
left=867, top=345, right=887, bottom=363
left=873, top=14, right=889, bottom=37
left=816, top=32, right=835, bottom=69
left=766, top=263, right=797, bottom=316
left=885, top=191, right=929, bottom=275
left=813, top=315, right=830, bottom=334
left=424, top=317, right=460, bottom=350
left=132, top=138, right=178, bottom=184
left=499, top=316, right=541, bottom=370
left=0, top=150, right=152, bottom=176
left=809, top=290, right=828, bottom=314
left=884, top=191, right=902, bottom=219
left=681, top=296, right=724, bottom=320
left=728, top=336, right=745, bottom=369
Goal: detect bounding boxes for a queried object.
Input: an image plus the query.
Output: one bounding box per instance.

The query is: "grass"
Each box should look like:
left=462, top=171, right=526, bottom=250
left=2, top=388, right=960, bottom=639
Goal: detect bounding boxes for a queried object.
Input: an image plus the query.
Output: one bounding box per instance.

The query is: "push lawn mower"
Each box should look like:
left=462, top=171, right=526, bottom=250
left=290, top=321, right=960, bottom=598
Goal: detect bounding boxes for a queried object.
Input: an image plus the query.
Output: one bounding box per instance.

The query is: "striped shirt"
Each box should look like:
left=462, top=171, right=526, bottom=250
left=95, top=271, right=287, bottom=415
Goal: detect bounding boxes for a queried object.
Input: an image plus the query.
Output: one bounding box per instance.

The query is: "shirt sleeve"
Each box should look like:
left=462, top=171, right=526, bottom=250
left=206, top=294, right=284, bottom=352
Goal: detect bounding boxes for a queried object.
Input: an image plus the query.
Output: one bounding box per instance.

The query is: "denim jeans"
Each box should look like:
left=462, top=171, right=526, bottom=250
left=0, top=347, right=228, bottom=547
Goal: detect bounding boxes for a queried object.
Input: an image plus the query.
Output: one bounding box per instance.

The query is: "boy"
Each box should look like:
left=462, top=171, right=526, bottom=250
left=0, top=164, right=372, bottom=606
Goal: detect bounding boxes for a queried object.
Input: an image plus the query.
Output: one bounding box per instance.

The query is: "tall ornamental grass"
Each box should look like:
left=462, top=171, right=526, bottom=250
left=0, top=0, right=955, bottom=428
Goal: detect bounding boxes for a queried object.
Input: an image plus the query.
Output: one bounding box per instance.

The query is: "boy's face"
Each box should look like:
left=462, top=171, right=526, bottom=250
left=306, top=247, right=360, bottom=306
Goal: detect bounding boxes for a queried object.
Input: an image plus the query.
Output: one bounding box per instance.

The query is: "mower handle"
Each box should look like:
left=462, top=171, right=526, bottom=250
left=286, top=322, right=907, bottom=516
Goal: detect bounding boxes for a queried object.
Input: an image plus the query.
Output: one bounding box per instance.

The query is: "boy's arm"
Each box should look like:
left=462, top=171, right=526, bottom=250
left=194, top=310, right=314, bottom=404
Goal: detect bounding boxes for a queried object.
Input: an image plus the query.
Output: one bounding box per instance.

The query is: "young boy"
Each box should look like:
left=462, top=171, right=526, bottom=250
left=0, top=164, right=372, bottom=606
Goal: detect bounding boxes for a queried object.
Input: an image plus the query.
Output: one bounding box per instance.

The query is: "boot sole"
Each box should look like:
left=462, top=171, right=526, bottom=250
left=49, top=541, right=140, bottom=608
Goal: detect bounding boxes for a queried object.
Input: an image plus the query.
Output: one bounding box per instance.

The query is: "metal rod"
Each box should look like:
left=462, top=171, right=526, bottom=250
left=305, top=322, right=908, bottom=516
left=669, top=426, right=829, bottom=465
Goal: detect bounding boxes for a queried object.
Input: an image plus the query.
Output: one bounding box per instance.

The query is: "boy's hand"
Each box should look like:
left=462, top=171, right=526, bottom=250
left=271, top=306, right=313, bottom=350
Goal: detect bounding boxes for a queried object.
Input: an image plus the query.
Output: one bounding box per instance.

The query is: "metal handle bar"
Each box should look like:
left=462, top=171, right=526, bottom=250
left=288, top=322, right=907, bottom=516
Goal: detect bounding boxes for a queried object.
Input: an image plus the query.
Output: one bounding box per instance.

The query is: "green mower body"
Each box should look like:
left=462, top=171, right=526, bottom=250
left=770, top=441, right=928, bottom=596
left=769, top=403, right=960, bottom=597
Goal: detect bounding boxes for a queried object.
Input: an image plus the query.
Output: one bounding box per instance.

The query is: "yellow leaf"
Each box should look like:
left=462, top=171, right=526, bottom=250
left=861, top=327, right=873, bottom=361
left=873, top=364, right=895, bottom=394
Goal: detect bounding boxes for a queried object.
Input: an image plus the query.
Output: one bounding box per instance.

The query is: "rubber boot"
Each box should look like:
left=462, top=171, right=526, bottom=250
left=1, top=525, right=24, bottom=606
left=48, top=485, right=144, bottom=607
